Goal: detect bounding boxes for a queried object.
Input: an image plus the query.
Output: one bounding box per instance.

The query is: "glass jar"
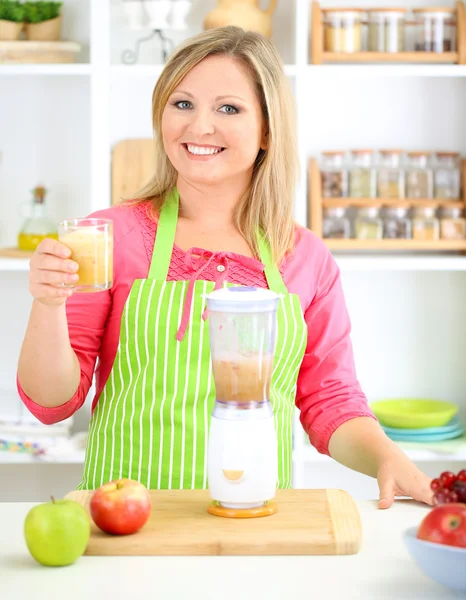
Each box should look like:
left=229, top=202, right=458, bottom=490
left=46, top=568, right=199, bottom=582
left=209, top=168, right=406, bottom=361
left=434, top=152, right=461, bottom=199
left=406, top=151, right=434, bottom=199
left=349, top=150, right=377, bottom=198
left=413, top=8, right=457, bottom=52
left=439, top=207, right=466, bottom=240
left=320, top=151, right=349, bottom=198
left=412, top=206, right=439, bottom=241
left=383, top=205, right=412, bottom=239
left=368, top=8, right=407, bottom=53
left=323, top=207, right=351, bottom=239
left=354, top=207, right=383, bottom=240
left=323, top=9, right=363, bottom=53
left=377, top=150, right=405, bottom=199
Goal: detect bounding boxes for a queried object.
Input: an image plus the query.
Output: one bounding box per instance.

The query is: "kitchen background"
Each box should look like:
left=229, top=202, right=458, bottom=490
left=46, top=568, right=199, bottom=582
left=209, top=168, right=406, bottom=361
left=1, top=0, right=466, bottom=501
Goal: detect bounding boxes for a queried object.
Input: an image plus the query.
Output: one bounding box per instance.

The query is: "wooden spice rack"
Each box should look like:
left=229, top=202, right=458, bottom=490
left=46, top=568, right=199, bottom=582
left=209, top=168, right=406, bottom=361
left=311, top=0, right=466, bottom=65
left=308, top=157, right=466, bottom=251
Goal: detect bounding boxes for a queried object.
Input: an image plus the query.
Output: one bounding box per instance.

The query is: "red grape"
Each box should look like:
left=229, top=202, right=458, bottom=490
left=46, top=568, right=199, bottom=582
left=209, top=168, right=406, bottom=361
left=431, top=478, right=442, bottom=491
left=452, top=480, right=466, bottom=503
left=440, top=471, right=457, bottom=489
left=457, top=470, right=466, bottom=483
left=449, top=491, right=460, bottom=503
left=434, top=491, right=448, bottom=504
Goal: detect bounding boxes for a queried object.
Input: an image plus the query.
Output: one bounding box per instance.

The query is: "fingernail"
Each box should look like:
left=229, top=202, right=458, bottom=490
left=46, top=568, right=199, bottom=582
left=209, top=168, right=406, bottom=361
left=67, top=261, right=78, bottom=271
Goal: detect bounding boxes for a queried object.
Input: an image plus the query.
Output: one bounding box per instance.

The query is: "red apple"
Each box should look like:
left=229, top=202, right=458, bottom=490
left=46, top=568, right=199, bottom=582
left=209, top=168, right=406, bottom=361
left=90, top=479, right=151, bottom=536
left=417, top=503, right=466, bottom=549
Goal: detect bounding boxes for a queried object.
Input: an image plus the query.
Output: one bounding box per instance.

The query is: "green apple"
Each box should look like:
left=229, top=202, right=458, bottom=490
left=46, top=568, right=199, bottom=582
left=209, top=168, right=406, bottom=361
left=24, top=496, right=91, bottom=567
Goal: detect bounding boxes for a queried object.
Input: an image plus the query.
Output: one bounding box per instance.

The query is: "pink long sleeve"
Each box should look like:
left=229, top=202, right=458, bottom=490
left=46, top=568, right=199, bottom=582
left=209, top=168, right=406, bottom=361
left=294, top=246, right=376, bottom=456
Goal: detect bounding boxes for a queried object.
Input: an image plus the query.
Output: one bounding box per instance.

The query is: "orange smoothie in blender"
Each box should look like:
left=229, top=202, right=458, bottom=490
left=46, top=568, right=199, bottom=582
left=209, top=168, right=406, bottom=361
left=58, top=219, right=113, bottom=292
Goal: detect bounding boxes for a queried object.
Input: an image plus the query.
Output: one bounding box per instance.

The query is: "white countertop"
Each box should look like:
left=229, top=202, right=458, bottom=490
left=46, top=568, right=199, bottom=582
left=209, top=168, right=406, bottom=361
left=0, top=498, right=460, bottom=600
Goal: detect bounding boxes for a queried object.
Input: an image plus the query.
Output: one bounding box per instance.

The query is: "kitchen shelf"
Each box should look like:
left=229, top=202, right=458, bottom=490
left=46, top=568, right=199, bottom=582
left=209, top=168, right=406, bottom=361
left=310, top=0, right=466, bottom=66
left=0, top=452, right=84, bottom=465
left=334, top=254, right=466, bottom=272
left=110, top=64, right=298, bottom=77
left=306, top=64, right=466, bottom=77
left=308, top=157, right=466, bottom=253
left=0, top=64, right=91, bottom=76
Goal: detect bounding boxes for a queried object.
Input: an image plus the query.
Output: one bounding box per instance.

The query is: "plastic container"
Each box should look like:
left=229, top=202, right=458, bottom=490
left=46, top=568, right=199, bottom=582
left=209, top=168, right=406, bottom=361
left=439, top=207, right=466, bottom=240
left=323, top=9, right=363, bottom=53
left=434, top=152, right=461, bottom=200
left=383, top=205, right=412, bottom=239
left=412, top=206, right=439, bottom=241
left=349, top=150, right=377, bottom=198
left=406, top=151, right=434, bottom=199
left=368, top=8, right=407, bottom=53
left=370, top=398, right=458, bottom=429
left=320, top=151, right=349, bottom=198
left=413, top=8, right=457, bottom=52
left=354, top=207, right=383, bottom=239
left=377, top=150, right=405, bottom=198
left=323, top=207, right=351, bottom=239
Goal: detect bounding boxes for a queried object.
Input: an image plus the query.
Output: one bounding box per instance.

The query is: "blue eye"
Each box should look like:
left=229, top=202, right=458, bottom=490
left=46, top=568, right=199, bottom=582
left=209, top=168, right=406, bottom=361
left=175, top=100, right=192, bottom=109
left=219, top=105, right=239, bottom=114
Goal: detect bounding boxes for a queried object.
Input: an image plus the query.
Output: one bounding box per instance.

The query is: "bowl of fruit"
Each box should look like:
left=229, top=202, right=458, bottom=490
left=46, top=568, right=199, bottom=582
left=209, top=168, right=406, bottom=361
left=403, top=470, right=466, bottom=593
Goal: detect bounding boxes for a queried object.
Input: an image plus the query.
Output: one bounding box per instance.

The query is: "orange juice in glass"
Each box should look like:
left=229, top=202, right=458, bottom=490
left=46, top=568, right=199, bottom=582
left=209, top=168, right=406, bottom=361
left=58, top=218, right=113, bottom=292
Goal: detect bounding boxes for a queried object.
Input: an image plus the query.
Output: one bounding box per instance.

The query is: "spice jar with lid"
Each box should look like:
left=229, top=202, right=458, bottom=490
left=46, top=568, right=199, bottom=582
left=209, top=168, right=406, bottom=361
left=383, top=205, right=412, bottom=239
left=323, top=206, right=351, bottom=239
left=406, top=151, right=434, bottom=199
left=439, top=207, right=466, bottom=240
left=412, top=206, right=439, bottom=241
left=349, top=150, right=377, bottom=198
left=368, top=8, right=407, bottom=53
left=434, top=152, right=461, bottom=199
left=354, top=207, right=383, bottom=240
left=377, top=150, right=405, bottom=199
left=413, top=8, right=457, bottom=52
left=322, top=9, right=363, bottom=53
left=320, top=151, right=349, bottom=198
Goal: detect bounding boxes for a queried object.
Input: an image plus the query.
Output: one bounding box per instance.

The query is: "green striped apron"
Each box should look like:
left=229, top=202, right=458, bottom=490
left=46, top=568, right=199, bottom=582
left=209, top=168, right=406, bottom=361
left=78, top=190, right=307, bottom=491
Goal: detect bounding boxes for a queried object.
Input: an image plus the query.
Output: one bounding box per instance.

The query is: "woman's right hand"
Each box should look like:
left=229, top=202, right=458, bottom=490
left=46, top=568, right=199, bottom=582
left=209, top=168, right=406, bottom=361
left=29, top=238, right=79, bottom=306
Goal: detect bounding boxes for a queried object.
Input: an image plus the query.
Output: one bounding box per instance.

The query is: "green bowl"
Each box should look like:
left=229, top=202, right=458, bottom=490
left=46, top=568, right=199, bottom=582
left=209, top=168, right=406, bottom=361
left=370, top=399, right=458, bottom=429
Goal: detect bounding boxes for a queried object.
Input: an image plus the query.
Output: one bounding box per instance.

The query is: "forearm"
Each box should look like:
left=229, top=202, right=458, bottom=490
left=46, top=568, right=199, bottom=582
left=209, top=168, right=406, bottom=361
left=17, top=300, right=81, bottom=408
left=328, top=416, right=405, bottom=478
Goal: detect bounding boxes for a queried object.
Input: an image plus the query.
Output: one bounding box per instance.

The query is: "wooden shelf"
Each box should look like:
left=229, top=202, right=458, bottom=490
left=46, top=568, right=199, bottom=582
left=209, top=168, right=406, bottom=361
left=322, top=199, right=464, bottom=209
left=311, top=1, right=466, bottom=65
left=322, top=52, right=459, bottom=64
left=0, top=248, right=33, bottom=259
left=324, top=239, right=466, bottom=251
left=308, top=157, right=466, bottom=253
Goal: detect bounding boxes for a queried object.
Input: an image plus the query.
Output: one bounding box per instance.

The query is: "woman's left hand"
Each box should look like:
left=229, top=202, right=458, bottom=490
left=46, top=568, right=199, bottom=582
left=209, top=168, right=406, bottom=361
left=377, top=455, right=434, bottom=509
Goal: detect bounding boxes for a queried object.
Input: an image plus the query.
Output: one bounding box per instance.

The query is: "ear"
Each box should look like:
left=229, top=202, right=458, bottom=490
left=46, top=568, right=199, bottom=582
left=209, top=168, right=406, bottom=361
left=260, top=128, right=269, bottom=151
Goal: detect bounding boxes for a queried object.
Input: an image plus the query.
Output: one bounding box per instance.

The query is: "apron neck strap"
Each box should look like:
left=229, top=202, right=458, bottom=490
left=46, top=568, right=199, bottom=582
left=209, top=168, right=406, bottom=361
left=148, top=188, right=288, bottom=294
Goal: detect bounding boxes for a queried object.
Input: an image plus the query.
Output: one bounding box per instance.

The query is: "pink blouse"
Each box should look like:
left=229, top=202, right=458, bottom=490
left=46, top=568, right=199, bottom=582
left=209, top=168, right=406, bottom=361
left=17, top=201, right=376, bottom=455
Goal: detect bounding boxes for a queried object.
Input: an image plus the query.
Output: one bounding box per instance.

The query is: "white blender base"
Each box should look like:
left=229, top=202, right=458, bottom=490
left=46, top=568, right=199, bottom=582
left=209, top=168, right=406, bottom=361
left=207, top=411, right=278, bottom=509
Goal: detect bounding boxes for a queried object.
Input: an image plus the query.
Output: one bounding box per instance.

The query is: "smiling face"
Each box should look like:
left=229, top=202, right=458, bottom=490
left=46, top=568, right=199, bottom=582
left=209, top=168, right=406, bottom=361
left=161, top=54, right=267, bottom=190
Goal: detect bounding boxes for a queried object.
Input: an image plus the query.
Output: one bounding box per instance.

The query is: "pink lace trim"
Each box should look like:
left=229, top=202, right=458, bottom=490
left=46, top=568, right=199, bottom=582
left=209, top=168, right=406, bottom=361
left=132, top=200, right=278, bottom=289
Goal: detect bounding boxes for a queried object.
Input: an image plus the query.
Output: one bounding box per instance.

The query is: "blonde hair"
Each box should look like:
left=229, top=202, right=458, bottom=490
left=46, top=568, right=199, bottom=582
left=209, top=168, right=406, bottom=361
left=130, top=26, right=299, bottom=264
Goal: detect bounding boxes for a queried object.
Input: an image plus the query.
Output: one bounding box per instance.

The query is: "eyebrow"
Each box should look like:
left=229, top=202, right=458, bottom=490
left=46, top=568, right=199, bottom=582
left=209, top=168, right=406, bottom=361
left=172, top=90, right=246, bottom=102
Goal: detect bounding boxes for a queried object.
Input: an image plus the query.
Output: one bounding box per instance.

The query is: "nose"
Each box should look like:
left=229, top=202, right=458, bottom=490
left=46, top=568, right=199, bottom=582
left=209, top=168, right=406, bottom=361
left=186, top=107, right=215, bottom=138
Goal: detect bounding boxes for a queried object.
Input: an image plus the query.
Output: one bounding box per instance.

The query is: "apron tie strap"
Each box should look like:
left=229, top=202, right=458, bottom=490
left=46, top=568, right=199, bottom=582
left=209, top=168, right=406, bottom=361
left=176, top=250, right=229, bottom=342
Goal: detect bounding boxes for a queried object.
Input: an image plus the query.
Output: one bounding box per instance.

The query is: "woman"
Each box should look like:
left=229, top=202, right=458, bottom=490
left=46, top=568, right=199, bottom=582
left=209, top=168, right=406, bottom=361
left=17, top=26, right=432, bottom=508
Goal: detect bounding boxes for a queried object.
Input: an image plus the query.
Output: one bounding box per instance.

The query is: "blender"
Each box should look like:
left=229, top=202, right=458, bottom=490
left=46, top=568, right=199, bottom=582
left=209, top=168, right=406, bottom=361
left=205, top=286, right=280, bottom=518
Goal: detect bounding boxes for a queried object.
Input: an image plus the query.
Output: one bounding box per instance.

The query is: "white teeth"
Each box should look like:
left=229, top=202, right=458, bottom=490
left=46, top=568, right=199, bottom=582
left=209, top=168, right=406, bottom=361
left=186, top=144, right=222, bottom=156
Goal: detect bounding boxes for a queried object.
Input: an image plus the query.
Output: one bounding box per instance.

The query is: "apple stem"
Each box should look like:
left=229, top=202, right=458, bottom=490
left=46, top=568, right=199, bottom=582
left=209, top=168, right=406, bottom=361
left=51, top=495, right=55, bottom=504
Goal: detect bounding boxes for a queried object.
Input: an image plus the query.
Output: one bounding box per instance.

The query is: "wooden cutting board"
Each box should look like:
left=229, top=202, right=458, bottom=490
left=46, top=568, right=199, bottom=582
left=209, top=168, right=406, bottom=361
left=111, top=139, right=155, bottom=206
left=65, top=488, right=362, bottom=556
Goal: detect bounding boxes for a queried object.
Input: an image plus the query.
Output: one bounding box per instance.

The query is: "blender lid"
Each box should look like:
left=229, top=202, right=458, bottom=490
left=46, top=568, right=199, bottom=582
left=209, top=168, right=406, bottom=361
left=205, top=286, right=281, bottom=312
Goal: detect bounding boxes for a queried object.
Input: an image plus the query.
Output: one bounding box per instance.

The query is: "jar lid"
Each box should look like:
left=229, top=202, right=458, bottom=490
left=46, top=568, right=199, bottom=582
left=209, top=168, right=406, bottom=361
left=322, top=150, right=346, bottom=155
left=412, top=7, right=456, bottom=12
left=379, top=149, right=403, bottom=154
left=351, top=149, right=374, bottom=154
left=407, top=151, right=432, bottom=156
left=367, top=7, right=407, bottom=13
left=205, top=286, right=281, bottom=313
left=322, top=7, right=364, bottom=12
left=436, top=151, right=460, bottom=157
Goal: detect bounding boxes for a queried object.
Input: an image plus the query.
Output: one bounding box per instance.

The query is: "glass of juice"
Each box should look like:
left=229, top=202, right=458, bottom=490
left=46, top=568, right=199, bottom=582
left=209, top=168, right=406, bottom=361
left=58, top=218, right=113, bottom=292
